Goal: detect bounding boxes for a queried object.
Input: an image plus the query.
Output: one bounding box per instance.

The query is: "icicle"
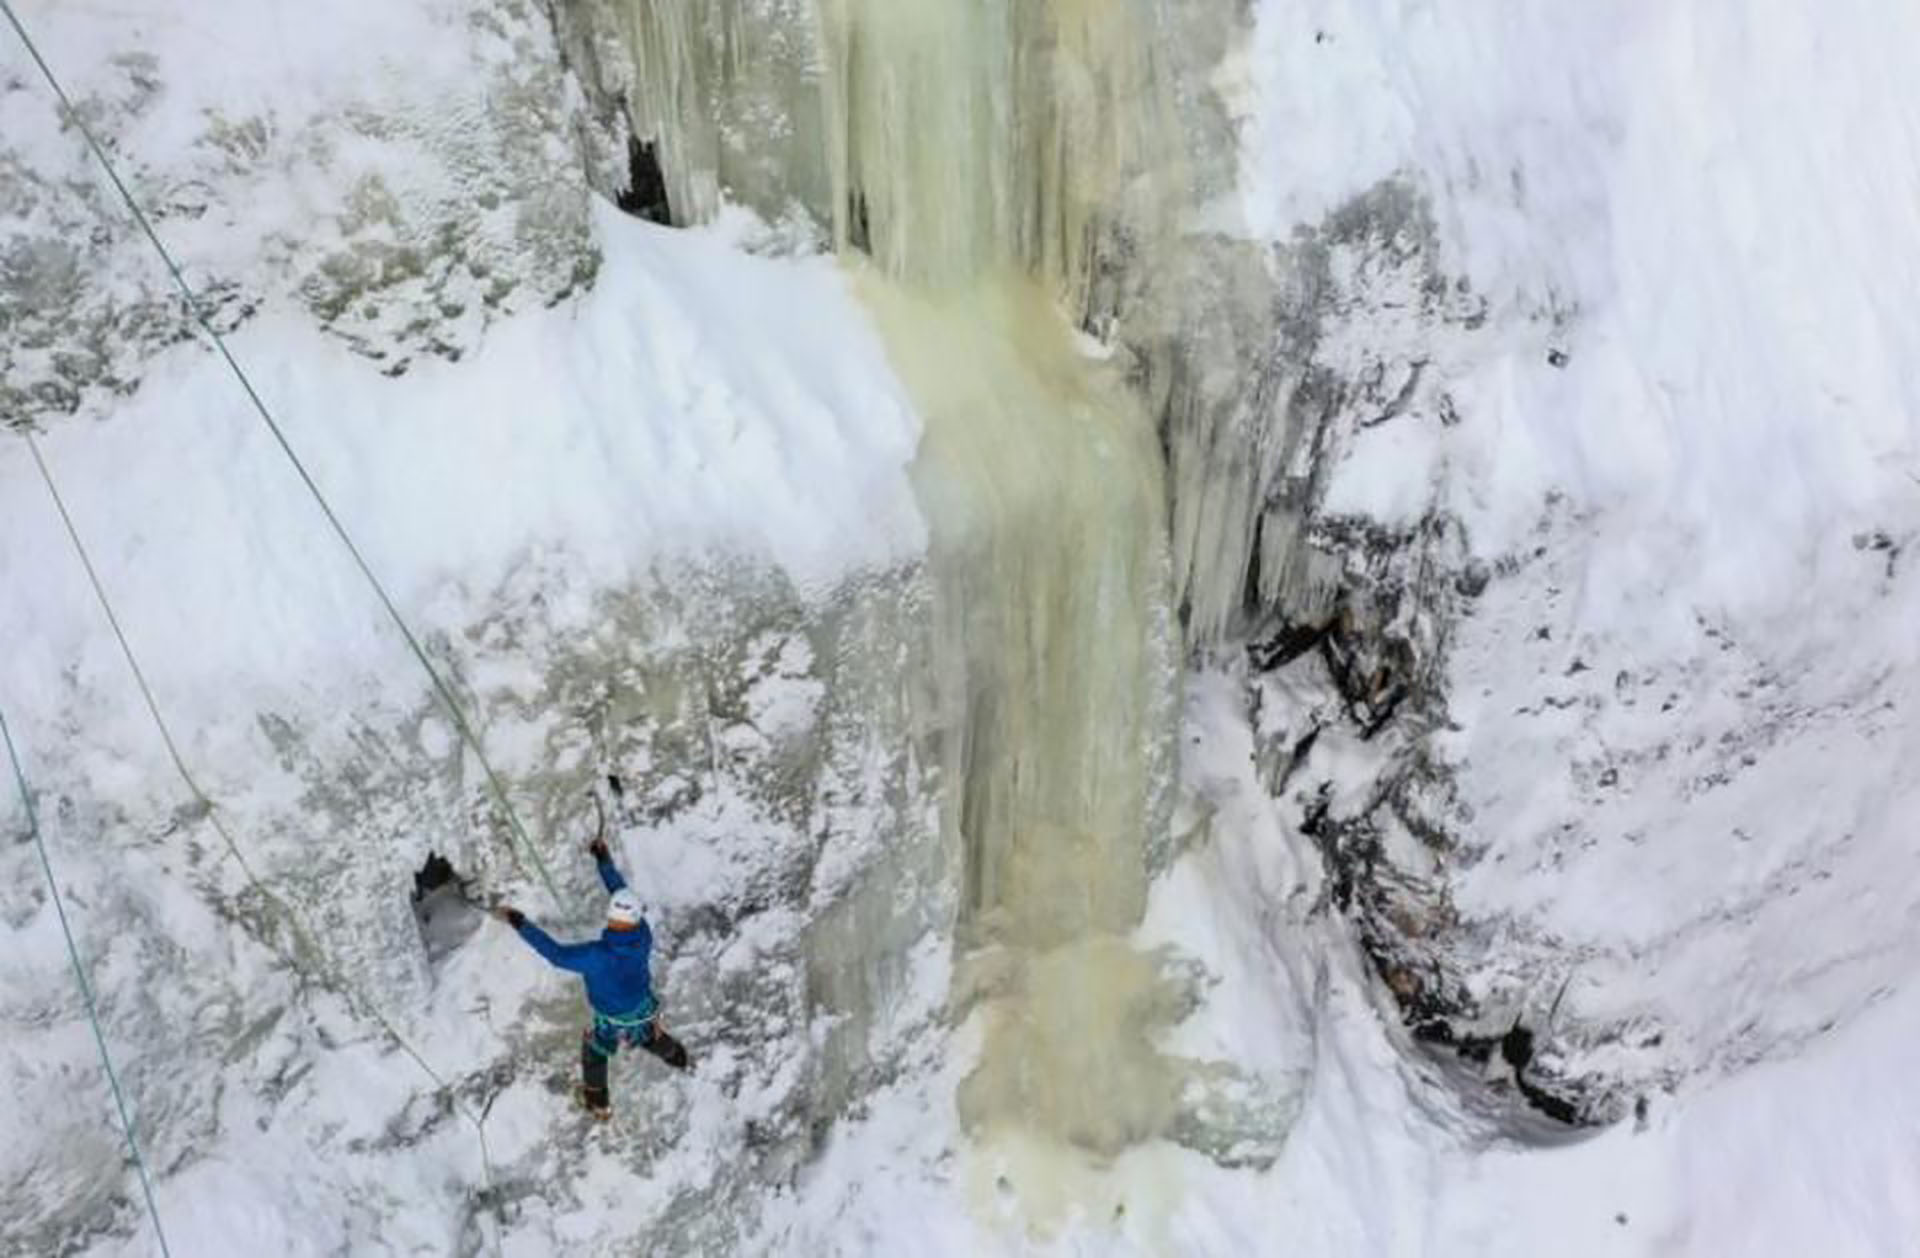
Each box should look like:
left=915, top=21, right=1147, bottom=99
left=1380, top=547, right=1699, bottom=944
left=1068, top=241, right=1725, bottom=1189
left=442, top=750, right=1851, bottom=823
left=615, top=0, right=1175, bottom=306
left=610, top=0, right=1202, bottom=1167
left=614, top=0, right=830, bottom=229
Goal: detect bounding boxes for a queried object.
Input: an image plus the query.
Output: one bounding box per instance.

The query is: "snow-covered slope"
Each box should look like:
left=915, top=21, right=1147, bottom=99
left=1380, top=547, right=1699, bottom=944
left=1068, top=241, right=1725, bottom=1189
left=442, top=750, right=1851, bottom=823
left=1149, top=0, right=1920, bottom=1250
left=1232, top=0, right=1920, bottom=1100
left=1, top=194, right=944, bottom=1251
left=5, top=0, right=1919, bottom=1255
left=4, top=6, right=945, bottom=1249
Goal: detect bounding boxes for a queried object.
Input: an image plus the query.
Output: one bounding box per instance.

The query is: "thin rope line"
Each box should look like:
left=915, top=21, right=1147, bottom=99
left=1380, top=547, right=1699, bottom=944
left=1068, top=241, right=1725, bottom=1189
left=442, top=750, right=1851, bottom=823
left=1, top=0, right=560, bottom=907
left=21, top=434, right=268, bottom=890
left=0, top=705, right=172, bottom=1258
left=22, top=432, right=504, bottom=1256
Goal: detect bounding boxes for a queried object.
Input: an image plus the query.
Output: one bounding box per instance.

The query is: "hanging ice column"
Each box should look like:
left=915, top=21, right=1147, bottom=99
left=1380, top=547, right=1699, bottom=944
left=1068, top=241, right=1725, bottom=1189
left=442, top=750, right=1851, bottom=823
left=868, top=274, right=1181, bottom=1158
left=614, top=0, right=1186, bottom=1157
left=830, top=0, right=1191, bottom=1162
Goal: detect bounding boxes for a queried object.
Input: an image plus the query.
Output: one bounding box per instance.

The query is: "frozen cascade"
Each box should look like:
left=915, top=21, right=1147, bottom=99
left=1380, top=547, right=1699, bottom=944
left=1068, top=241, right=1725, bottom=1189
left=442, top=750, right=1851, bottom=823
left=609, top=0, right=830, bottom=232
left=11, top=1, right=1920, bottom=1251
left=861, top=274, right=1177, bottom=1160
left=608, top=0, right=1194, bottom=1172
left=814, top=0, right=1173, bottom=293
left=598, top=0, right=1358, bottom=650
left=610, top=0, right=1176, bottom=291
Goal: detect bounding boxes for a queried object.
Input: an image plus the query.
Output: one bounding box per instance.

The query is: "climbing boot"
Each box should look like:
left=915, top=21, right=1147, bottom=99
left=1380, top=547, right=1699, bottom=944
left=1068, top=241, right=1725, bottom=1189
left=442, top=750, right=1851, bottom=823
left=576, top=1085, right=612, bottom=1121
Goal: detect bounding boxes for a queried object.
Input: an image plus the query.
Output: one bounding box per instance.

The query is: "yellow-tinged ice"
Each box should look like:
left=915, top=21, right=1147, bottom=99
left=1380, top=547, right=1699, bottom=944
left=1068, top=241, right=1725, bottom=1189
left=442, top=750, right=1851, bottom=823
left=816, top=0, right=1172, bottom=292
left=864, top=267, right=1180, bottom=1229
left=619, top=0, right=1175, bottom=297
left=616, top=0, right=1189, bottom=1200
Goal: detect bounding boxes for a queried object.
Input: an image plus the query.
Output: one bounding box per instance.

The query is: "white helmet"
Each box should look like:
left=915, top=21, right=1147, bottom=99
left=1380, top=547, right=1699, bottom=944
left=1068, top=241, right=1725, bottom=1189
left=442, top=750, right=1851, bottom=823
left=607, top=888, right=644, bottom=927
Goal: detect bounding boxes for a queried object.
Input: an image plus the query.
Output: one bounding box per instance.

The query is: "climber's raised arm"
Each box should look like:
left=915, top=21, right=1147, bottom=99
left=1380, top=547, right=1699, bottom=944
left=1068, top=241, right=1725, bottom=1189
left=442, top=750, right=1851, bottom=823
left=587, top=795, right=627, bottom=892
left=493, top=905, right=595, bottom=973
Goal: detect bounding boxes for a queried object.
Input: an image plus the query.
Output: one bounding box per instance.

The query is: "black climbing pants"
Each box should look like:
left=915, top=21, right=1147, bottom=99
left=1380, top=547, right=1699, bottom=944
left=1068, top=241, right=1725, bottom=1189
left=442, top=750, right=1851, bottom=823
left=580, top=1019, right=691, bottom=1108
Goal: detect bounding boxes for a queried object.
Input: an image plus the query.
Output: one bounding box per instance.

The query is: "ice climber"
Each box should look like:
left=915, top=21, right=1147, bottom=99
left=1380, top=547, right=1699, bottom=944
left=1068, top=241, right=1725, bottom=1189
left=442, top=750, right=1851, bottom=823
left=494, top=831, right=691, bottom=1120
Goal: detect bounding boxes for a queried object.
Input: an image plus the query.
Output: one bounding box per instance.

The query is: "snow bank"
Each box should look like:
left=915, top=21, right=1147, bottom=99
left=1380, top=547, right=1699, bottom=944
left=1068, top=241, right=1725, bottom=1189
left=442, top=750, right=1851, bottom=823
left=1250, top=0, right=1920, bottom=584
left=2, top=203, right=921, bottom=735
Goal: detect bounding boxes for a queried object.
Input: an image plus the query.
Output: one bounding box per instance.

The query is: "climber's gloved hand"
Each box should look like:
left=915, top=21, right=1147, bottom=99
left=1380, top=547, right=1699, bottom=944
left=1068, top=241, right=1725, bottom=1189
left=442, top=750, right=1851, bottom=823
left=587, top=789, right=612, bottom=864
left=493, top=905, right=525, bottom=929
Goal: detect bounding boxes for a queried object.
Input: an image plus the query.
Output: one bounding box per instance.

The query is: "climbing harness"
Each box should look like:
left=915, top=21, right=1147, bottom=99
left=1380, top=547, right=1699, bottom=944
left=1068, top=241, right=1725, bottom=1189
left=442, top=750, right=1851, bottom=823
left=1, top=704, right=173, bottom=1258
left=587, top=998, right=661, bottom=1056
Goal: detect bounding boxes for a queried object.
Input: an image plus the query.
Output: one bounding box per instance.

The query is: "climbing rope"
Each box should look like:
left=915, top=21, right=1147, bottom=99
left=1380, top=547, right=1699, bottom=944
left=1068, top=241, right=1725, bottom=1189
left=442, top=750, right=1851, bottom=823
left=18, top=429, right=507, bottom=1256
left=0, top=704, right=173, bottom=1258
left=0, top=0, right=561, bottom=907
left=19, top=435, right=273, bottom=896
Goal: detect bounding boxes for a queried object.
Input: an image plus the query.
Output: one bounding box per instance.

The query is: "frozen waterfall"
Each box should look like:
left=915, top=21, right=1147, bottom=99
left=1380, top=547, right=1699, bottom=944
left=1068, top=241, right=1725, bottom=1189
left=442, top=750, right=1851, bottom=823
left=613, top=0, right=1194, bottom=1173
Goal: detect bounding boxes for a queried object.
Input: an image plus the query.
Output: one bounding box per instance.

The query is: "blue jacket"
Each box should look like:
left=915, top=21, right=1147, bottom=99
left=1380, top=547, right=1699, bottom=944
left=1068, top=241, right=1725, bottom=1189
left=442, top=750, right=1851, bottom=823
left=513, top=855, right=655, bottom=1018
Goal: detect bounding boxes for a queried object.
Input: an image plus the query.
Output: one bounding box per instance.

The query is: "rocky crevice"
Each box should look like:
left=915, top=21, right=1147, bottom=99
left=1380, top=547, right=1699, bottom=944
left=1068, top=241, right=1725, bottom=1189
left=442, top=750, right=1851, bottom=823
left=1238, top=495, right=1671, bottom=1129
left=1150, top=177, right=1641, bottom=1129
left=1240, top=515, right=1610, bottom=1127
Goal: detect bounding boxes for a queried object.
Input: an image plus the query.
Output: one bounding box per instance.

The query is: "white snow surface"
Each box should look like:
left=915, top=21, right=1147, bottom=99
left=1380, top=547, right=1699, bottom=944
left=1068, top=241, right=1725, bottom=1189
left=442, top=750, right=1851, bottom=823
left=5, top=0, right=1920, bottom=1255
left=2, top=195, right=921, bottom=735
left=1249, top=0, right=1920, bottom=1083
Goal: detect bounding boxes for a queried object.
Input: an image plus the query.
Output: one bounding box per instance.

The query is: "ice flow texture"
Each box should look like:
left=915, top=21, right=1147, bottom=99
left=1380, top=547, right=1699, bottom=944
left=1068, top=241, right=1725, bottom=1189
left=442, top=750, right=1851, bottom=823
left=613, top=0, right=1186, bottom=1152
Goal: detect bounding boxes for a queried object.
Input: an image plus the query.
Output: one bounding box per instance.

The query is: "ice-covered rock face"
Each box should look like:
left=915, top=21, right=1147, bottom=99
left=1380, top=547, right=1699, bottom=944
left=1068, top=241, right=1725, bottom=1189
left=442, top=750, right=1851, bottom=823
left=567, top=0, right=1328, bottom=1195
left=1194, top=0, right=1920, bottom=1141
left=10, top=0, right=1920, bottom=1252
left=1, top=0, right=600, bottom=429
left=3, top=561, right=939, bottom=1253
left=2, top=0, right=944, bottom=1237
